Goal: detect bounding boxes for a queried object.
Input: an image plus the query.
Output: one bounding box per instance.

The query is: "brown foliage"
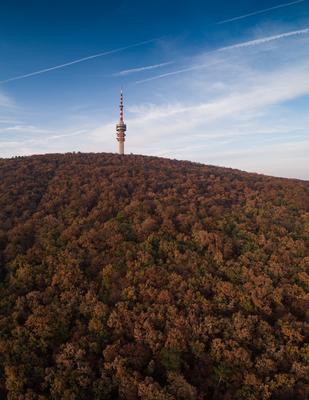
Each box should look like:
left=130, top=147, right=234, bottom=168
left=0, top=153, right=308, bottom=399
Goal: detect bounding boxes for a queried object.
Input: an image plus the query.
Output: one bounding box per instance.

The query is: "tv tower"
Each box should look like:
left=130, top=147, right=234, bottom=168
left=116, top=90, right=127, bottom=155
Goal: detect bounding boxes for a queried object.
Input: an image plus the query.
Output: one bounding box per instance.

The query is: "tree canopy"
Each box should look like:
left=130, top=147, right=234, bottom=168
left=0, top=153, right=308, bottom=399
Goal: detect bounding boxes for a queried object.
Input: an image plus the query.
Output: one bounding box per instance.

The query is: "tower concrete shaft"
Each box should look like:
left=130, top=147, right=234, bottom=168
left=116, top=91, right=127, bottom=154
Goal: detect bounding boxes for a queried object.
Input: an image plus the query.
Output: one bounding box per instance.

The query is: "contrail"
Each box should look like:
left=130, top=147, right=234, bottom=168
left=114, top=61, right=174, bottom=76
left=219, top=27, right=309, bottom=51
left=216, top=0, right=305, bottom=24
left=0, top=38, right=158, bottom=84
left=135, top=61, right=222, bottom=84
left=137, top=27, right=309, bottom=84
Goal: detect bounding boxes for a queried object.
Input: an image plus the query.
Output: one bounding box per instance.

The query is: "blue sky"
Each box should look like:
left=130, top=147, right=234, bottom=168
left=0, top=0, right=309, bottom=179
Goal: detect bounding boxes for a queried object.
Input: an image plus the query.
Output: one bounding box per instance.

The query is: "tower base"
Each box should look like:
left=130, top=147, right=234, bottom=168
left=118, top=141, right=124, bottom=155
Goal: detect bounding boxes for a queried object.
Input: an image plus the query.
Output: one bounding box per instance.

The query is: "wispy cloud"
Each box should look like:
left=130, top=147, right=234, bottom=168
left=45, top=130, right=87, bottom=140
left=0, top=125, right=50, bottom=133
left=0, top=91, right=15, bottom=107
left=0, top=124, right=87, bottom=138
left=137, top=27, right=309, bottom=83
left=93, top=63, right=309, bottom=151
left=130, top=65, right=309, bottom=123
left=216, top=0, right=305, bottom=25
left=0, top=119, right=19, bottom=124
left=0, top=129, right=87, bottom=156
left=114, top=61, right=174, bottom=76
left=0, top=38, right=159, bottom=84
left=135, top=60, right=222, bottom=83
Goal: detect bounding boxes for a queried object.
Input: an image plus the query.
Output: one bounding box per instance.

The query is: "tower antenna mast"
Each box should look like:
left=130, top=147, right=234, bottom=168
left=116, top=89, right=127, bottom=155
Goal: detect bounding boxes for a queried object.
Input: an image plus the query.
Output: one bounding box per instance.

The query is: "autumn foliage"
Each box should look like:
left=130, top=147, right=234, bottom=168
left=0, top=153, right=308, bottom=399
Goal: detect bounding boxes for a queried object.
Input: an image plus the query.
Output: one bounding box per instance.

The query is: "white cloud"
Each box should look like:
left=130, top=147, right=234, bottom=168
left=219, top=27, right=309, bottom=51
left=124, top=64, right=309, bottom=125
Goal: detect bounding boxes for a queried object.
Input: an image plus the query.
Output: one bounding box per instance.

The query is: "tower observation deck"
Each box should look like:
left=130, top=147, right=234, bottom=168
left=116, top=91, right=127, bottom=155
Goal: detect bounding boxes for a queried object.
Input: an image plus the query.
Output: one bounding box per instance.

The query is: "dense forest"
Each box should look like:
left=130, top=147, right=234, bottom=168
left=0, top=153, right=308, bottom=400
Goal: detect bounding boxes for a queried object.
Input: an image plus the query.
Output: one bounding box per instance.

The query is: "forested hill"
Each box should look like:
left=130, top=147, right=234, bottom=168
left=0, top=153, right=308, bottom=400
